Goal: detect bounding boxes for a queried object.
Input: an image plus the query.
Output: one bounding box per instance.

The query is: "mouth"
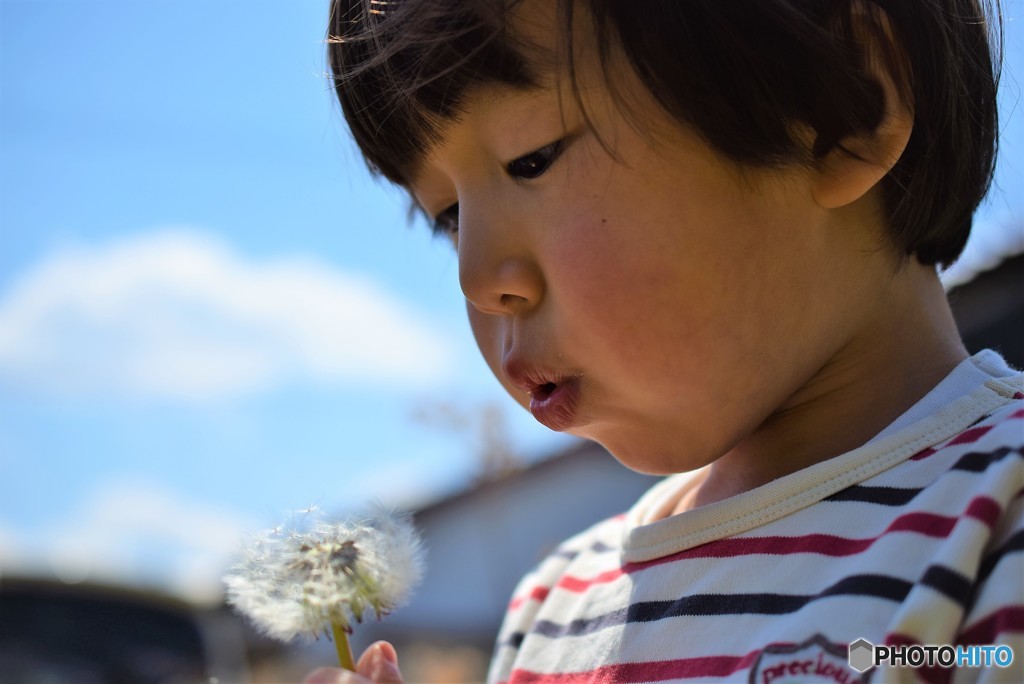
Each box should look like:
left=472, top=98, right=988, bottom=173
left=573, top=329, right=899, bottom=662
left=502, top=359, right=582, bottom=431
left=527, top=377, right=581, bottom=432
left=532, top=381, right=559, bottom=402
left=532, top=378, right=581, bottom=432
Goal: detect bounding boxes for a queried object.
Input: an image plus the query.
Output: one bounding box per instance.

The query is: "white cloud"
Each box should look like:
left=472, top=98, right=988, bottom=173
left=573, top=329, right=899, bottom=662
left=1, top=479, right=255, bottom=605
left=0, top=229, right=452, bottom=400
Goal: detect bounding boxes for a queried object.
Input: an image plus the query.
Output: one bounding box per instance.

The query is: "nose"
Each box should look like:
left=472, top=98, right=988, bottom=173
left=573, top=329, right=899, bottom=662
left=457, top=203, right=545, bottom=316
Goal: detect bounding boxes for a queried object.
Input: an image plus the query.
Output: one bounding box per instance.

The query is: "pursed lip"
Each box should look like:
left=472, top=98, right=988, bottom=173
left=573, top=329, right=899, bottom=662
left=502, top=358, right=582, bottom=432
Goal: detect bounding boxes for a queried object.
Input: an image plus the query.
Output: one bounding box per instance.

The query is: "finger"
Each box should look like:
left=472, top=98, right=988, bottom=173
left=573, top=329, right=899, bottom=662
left=302, top=667, right=373, bottom=684
left=355, top=641, right=403, bottom=683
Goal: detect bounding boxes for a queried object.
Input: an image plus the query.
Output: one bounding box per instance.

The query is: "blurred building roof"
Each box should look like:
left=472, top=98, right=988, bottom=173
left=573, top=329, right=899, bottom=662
left=941, top=220, right=1024, bottom=290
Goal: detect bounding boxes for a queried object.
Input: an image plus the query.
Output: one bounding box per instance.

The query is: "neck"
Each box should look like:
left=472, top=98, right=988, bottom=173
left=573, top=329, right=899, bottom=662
left=689, top=260, right=967, bottom=510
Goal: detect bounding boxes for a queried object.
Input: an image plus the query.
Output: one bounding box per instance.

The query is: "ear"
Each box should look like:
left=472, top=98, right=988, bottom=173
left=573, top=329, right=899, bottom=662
left=811, top=11, right=914, bottom=210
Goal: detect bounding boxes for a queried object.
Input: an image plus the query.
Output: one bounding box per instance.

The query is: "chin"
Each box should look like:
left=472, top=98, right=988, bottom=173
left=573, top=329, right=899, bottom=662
left=590, top=433, right=703, bottom=477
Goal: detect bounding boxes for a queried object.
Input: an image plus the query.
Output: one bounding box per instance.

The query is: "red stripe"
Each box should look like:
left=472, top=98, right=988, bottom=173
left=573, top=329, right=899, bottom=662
left=633, top=534, right=877, bottom=560
left=509, top=586, right=551, bottom=611
left=911, top=446, right=938, bottom=461
left=948, top=425, right=994, bottom=446
left=507, top=649, right=766, bottom=683
left=911, top=422, right=1003, bottom=461
left=557, top=567, right=624, bottom=592
left=965, top=496, right=1002, bottom=527
left=885, top=511, right=956, bottom=536
left=912, top=403, right=1023, bottom=461
left=958, top=606, right=1024, bottom=645
left=509, top=496, right=1003, bottom=601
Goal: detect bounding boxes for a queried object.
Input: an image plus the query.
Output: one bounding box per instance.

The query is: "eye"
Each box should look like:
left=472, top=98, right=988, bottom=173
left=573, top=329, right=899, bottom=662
left=506, top=140, right=564, bottom=180
left=431, top=203, right=459, bottom=239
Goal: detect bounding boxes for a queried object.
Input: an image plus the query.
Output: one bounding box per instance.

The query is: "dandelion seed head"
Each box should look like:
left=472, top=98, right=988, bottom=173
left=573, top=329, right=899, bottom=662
left=223, top=506, right=425, bottom=642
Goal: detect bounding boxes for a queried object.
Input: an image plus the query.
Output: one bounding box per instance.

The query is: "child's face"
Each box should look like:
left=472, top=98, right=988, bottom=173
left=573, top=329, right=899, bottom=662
left=410, top=8, right=889, bottom=475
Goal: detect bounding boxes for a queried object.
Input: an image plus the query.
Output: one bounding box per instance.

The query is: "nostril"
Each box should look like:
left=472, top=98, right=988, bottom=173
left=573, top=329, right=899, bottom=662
left=460, top=255, right=544, bottom=316
left=499, top=292, right=531, bottom=311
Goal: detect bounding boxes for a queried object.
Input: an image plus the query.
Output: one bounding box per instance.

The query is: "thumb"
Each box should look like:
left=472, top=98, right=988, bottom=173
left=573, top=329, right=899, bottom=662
left=356, top=641, right=403, bottom=683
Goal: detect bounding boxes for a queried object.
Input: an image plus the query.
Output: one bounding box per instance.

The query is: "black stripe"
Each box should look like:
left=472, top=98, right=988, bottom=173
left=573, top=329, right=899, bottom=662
left=825, top=485, right=921, bottom=506
left=528, top=574, right=912, bottom=638
left=966, top=529, right=1024, bottom=615
left=825, top=445, right=1022, bottom=507
left=552, top=539, right=615, bottom=561
left=823, top=574, right=911, bottom=601
left=630, top=593, right=807, bottom=620
left=920, top=564, right=972, bottom=608
left=534, top=608, right=628, bottom=638
left=502, top=631, right=525, bottom=650
left=952, top=446, right=1023, bottom=473
left=976, top=529, right=1024, bottom=587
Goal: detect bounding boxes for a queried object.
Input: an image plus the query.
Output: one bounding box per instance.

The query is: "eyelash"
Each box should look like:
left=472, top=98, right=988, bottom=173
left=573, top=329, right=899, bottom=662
left=430, top=139, right=566, bottom=239
left=431, top=203, right=460, bottom=239
left=507, top=140, right=564, bottom=181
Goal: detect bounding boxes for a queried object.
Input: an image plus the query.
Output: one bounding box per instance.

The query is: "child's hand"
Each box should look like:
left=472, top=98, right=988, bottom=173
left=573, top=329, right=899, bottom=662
left=303, top=641, right=403, bottom=684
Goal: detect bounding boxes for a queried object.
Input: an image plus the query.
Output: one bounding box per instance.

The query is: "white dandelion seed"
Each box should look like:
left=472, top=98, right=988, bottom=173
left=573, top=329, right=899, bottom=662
left=223, top=505, right=425, bottom=668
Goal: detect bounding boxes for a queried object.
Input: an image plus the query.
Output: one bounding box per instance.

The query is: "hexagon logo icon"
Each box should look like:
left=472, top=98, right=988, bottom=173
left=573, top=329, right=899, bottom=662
left=848, top=638, right=875, bottom=673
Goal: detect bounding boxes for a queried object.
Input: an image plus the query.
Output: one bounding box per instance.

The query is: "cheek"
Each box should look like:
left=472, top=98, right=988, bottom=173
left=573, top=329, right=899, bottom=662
left=546, top=207, right=802, bottom=385
left=467, top=303, right=502, bottom=378
left=547, top=215, right=698, bottom=343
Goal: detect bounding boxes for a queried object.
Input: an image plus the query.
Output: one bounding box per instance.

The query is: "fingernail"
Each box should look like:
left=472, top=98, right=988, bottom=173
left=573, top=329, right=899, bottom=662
left=372, top=644, right=401, bottom=679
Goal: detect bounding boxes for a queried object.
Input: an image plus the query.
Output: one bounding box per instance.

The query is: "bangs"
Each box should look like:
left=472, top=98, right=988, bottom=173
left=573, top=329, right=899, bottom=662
left=327, top=0, right=539, bottom=185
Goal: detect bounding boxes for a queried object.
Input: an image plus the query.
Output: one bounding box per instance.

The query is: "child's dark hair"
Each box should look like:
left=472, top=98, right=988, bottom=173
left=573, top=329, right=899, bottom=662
left=327, top=0, right=1001, bottom=267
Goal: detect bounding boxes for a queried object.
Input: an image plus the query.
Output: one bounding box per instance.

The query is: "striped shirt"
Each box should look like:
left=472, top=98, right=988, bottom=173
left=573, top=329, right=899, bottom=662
left=488, top=352, right=1024, bottom=684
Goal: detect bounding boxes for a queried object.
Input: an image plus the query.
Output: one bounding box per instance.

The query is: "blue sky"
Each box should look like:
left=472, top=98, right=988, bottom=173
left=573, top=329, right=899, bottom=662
left=0, top=1, right=1021, bottom=601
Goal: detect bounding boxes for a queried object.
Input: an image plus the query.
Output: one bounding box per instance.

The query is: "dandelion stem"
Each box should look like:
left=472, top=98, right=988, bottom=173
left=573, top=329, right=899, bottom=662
left=332, top=621, right=356, bottom=671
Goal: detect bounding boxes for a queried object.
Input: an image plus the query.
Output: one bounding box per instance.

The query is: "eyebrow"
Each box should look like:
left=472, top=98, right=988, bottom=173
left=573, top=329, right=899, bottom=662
left=412, top=70, right=578, bottom=179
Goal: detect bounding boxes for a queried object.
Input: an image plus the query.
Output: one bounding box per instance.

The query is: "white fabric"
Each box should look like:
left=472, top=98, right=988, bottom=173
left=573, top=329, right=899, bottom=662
left=488, top=351, right=1024, bottom=684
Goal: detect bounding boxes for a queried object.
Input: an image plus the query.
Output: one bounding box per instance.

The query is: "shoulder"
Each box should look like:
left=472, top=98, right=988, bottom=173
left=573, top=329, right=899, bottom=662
left=487, top=512, right=628, bottom=684
left=908, top=384, right=1023, bottom=479
left=509, top=512, right=627, bottom=601
left=881, top=386, right=1024, bottom=658
left=498, top=512, right=626, bottom=611
left=858, top=385, right=1024, bottom=533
